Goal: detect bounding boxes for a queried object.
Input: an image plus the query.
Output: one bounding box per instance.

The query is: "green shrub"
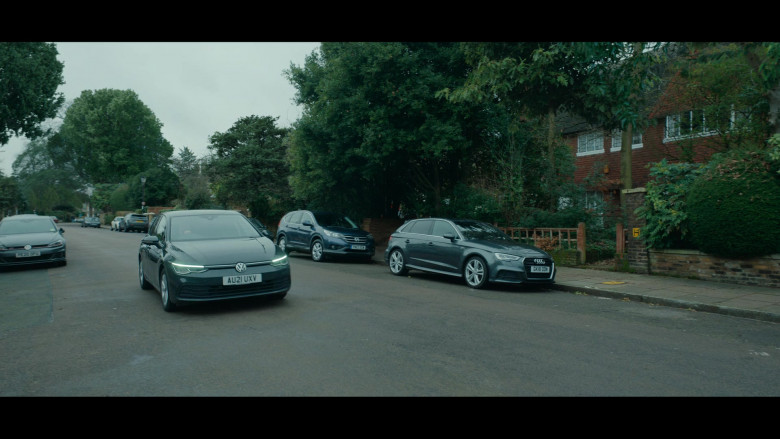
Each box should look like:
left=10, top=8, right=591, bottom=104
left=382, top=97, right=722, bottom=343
left=586, top=240, right=616, bottom=263
left=635, top=159, right=706, bottom=249
left=686, top=150, right=780, bottom=258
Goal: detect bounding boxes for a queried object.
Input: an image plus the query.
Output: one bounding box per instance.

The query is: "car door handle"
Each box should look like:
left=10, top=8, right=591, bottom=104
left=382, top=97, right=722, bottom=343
left=405, top=239, right=410, bottom=243
left=427, top=242, right=434, bottom=246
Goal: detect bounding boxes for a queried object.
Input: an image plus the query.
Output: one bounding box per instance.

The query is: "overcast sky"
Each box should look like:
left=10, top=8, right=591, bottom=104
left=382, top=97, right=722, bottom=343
left=0, top=41, right=321, bottom=175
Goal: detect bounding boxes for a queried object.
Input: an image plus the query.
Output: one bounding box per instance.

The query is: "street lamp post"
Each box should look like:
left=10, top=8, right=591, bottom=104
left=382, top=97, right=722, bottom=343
left=140, top=176, right=146, bottom=213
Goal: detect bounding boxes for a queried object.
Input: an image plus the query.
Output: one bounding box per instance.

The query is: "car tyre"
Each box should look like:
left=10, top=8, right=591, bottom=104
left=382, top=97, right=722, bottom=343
left=311, top=239, right=325, bottom=262
left=388, top=248, right=408, bottom=276
left=139, top=259, right=152, bottom=290
left=277, top=235, right=289, bottom=254
left=160, top=271, right=177, bottom=312
left=464, top=256, right=488, bottom=289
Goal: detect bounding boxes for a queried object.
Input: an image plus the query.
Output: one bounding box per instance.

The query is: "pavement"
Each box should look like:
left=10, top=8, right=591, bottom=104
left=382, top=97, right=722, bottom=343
left=373, top=246, right=780, bottom=324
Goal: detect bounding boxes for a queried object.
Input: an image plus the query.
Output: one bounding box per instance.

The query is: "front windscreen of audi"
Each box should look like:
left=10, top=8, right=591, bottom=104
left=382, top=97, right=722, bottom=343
left=384, top=218, right=555, bottom=289
left=138, top=209, right=290, bottom=312
left=0, top=214, right=67, bottom=268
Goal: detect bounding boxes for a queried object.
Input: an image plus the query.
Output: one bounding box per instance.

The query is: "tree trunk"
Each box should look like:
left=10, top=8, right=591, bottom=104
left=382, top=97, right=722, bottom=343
left=547, top=107, right=556, bottom=210
left=620, top=123, right=633, bottom=208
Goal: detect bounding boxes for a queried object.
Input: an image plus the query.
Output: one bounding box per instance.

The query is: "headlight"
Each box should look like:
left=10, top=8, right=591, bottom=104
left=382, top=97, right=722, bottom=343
left=47, top=240, right=64, bottom=248
left=323, top=229, right=344, bottom=239
left=170, top=262, right=207, bottom=275
left=495, top=253, right=521, bottom=262
left=271, top=254, right=289, bottom=266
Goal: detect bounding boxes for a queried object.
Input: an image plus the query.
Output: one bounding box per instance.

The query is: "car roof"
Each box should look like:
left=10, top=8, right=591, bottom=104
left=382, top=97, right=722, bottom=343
left=2, top=214, right=50, bottom=221
left=160, top=209, right=243, bottom=217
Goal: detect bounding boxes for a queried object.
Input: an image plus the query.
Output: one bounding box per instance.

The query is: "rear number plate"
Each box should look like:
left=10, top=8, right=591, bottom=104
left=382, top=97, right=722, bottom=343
left=530, top=266, right=550, bottom=273
left=223, top=274, right=262, bottom=285
left=16, top=250, right=41, bottom=258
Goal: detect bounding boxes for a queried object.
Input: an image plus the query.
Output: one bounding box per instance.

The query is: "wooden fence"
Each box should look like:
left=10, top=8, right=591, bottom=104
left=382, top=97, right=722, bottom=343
left=496, top=222, right=587, bottom=263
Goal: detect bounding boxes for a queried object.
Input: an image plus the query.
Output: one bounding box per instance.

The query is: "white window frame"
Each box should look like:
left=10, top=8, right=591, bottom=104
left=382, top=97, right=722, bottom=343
left=663, top=109, right=717, bottom=143
left=577, top=130, right=605, bottom=156
left=610, top=129, right=643, bottom=152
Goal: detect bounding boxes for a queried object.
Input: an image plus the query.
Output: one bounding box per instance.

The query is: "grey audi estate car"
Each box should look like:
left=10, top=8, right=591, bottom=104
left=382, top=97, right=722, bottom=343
left=384, top=218, right=555, bottom=289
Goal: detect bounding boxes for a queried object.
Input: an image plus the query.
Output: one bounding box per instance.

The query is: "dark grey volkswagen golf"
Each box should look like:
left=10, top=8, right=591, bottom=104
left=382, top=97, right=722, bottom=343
left=138, top=209, right=290, bottom=311
left=384, top=218, right=555, bottom=289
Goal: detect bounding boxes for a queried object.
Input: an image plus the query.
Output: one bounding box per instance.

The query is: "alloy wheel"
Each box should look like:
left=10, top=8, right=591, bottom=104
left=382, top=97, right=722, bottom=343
left=389, top=250, right=406, bottom=275
left=464, top=257, right=487, bottom=288
left=160, top=272, right=175, bottom=311
left=311, top=240, right=323, bottom=262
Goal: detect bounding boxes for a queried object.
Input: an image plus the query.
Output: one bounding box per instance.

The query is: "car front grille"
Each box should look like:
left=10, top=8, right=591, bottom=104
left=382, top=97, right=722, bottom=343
left=344, top=236, right=367, bottom=244
left=3, top=243, right=51, bottom=250
left=523, top=258, right=555, bottom=279
left=178, top=275, right=291, bottom=300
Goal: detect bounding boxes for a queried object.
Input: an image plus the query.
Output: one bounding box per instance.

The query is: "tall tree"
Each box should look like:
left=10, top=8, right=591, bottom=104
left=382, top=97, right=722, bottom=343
left=0, top=172, right=23, bottom=217
left=0, top=42, right=65, bottom=145
left=205, top=115, right=290, bottom=222
left=12, top=135, right=84, bottom=215
left=444, top=42, right=669, bottom=206
left=286, top=42, right=488, bottom=217
left=575, top=42, right=669, bottom=199
left=171, top=146, right=210, bottom=207
left=59, top=89, right=174, bottom=183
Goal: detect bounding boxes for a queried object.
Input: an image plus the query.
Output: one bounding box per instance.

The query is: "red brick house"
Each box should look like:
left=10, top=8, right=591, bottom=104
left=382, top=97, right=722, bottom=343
left=559, top=84, right=740, bottom=208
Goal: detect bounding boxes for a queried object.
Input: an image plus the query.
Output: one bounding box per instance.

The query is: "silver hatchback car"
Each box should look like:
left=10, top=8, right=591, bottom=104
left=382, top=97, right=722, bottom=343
left=384, top=218, right=555, bottom=289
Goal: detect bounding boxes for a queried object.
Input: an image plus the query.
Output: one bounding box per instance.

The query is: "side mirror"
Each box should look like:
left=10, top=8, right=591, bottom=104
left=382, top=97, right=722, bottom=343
left=141, top=235, right=160, bottom=246
left=443, top=233, right=456, bottom=241
left=59, top=228, right=65, bottom=234
left=302, top=220, right=314, bottom=227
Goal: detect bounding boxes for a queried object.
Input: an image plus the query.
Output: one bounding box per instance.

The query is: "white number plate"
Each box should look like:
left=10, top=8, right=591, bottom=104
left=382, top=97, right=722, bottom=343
left=351, top=245, right=366, bottom=250
left=530, top=266, right=550, bottom=273
left=223, top=274, right=262, bottom=285
left=16, top=250, right=41, bottom=258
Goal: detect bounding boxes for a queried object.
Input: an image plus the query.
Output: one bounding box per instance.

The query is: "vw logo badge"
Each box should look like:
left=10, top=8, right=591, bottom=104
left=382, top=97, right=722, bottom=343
left=24, top=244, right=32, bottom=250
left=235, top=262, right=247, bottom=273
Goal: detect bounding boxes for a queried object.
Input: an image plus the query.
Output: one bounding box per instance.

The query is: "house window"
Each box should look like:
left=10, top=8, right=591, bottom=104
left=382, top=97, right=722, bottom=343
left=610, top=129, right=643, bottom=152
left=584, top=191, right=603, bottom=210
left=584, top=191, right=604, bottom=226
left=577, top=131, right=604, bottom=156
left=664, top=109, right=716, bottom=142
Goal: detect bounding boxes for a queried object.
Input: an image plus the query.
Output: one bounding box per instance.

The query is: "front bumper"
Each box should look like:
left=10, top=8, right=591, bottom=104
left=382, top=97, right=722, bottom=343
left=167, top=263, right=291, bottom=303
left=490, top=259, right=556, bottom=284
left=322, top=237, right=375, bottom=258
left=0, top=247, right=66, bottom=267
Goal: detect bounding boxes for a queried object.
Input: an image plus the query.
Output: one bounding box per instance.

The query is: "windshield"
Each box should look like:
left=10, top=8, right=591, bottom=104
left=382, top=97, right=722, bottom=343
left=0, top=218, right=58, bottom=234
left=452, top=220, right=512, bottom=241
left=170, top=214, right=261, bottom=241
left=313, top=212, right=358, bottom=229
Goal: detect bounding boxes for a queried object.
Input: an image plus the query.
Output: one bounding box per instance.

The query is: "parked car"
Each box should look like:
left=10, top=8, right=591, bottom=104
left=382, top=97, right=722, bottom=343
left=276, top=210, right=375, bottom=262
left=122, top=213, right=149, bottom=233
left=138, top=209, right=290, bottom=311
left=384, top=218, right=556, bottom=289
left=72, top=218, right=84, bottom=224
left=0, top=214, right=66, bottom=268
left=110, top=216, right=125, bottom=231
left=50, top=216, right=59, bottom=223
left=247, top=217, right=272, bottom=239
left=82, top=216, right=101, bottom=228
